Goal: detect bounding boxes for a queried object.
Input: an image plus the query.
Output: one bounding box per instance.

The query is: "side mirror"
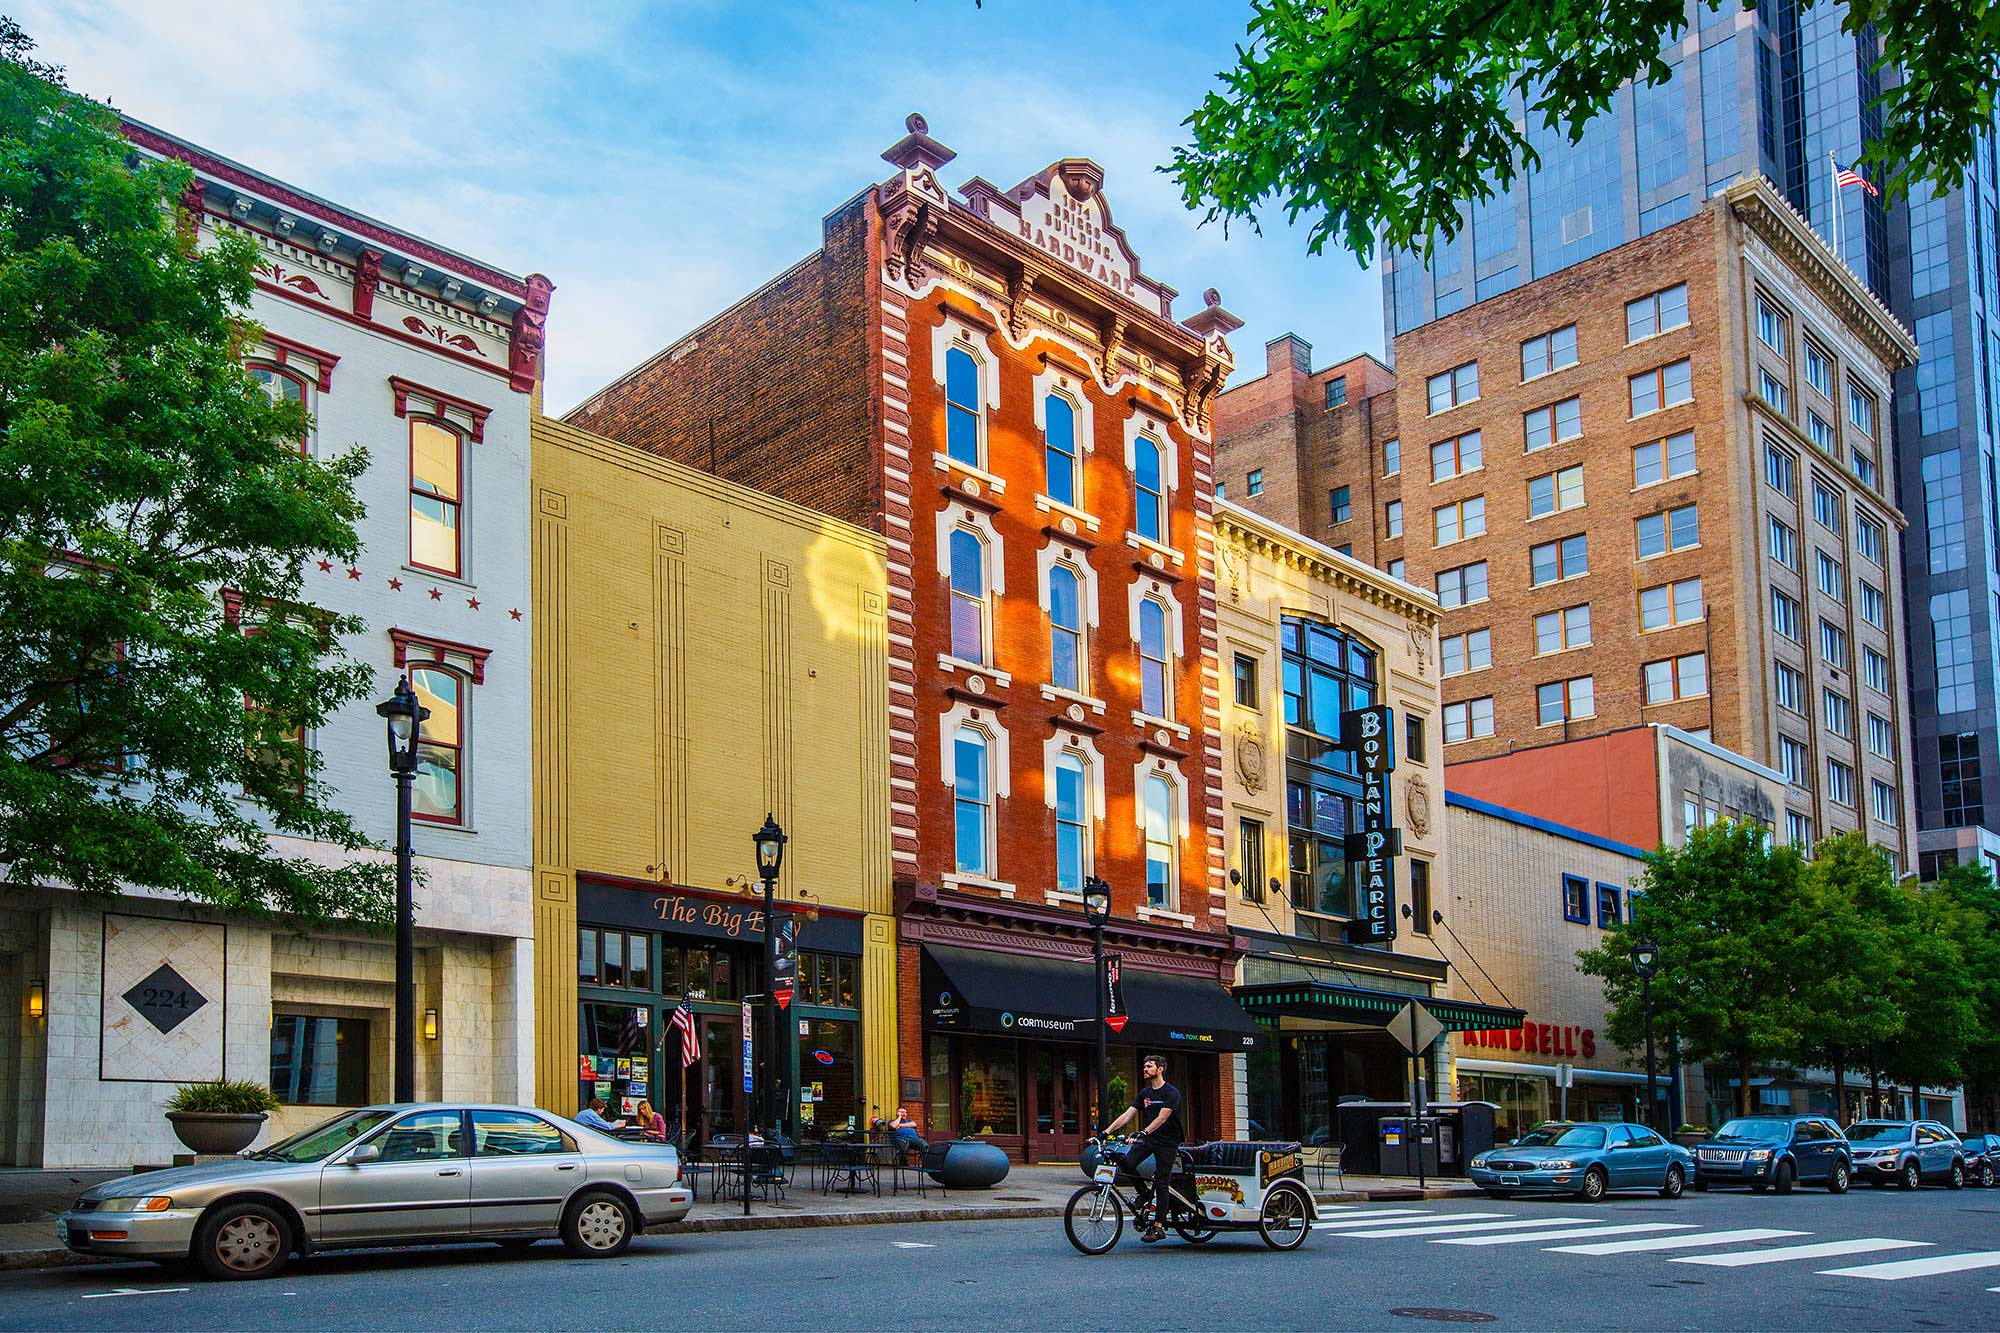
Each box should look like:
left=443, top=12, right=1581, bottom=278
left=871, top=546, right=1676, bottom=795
left=347, top=1143, right=381, bottom=1165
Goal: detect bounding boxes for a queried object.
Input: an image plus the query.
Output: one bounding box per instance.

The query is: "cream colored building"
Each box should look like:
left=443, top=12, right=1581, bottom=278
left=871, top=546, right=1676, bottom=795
left=1211, top=500, right=1522, bottom=1144
left=531, top=416, right=896, bottom=1140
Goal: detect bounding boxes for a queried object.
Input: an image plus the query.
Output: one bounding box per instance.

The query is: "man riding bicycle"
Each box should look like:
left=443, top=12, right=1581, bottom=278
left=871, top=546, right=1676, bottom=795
left=1097, top=1054, right=1183, bottom=1243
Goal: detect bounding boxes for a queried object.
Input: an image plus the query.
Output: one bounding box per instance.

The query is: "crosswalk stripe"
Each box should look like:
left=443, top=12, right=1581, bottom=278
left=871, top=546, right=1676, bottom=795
left=1672, top=1239, right=1931, bottom=1268
left=1550, top=1228, right=1807, bottom=1256
left=1340, top=1216, right=1595, bottom=1239
left=1308, top=1211, right=1454, bottom=1229
left=1818, top=1251, right=2000, bottom=1281
left=1312, top=1211, right=1508, bottom=1231
left=1435, top=1223, right=1695, bottom=1247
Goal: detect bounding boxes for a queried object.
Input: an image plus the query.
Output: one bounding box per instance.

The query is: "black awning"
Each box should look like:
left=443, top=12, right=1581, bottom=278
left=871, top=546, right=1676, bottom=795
left=921, top=945, right=1260, bottom=1052
left=1234, top=980, right=1524, bottom=1033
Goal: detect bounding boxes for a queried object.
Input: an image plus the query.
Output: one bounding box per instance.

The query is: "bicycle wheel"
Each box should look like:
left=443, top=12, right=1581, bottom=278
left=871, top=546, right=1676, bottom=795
left=1257, top=1181, right=1312, bottom=1251
left=1064, top=1184, right=1124, bottom=1255
left=1173, top=1219, right=1218, bottom=1244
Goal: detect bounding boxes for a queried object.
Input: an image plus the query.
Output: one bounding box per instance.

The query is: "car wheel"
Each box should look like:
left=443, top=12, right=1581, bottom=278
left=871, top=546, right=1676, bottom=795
left=1982, top=1163, right=1995, bottom=1188
left=1900, top=1160, right=1921, bottom=1191
left=561, top=1190, right=636, bottom=1258
left=194, top=1202, right=293, bottom=1281
left=1579, top=1167, right=1609, bottom=1203
left=1948, top=1160, right=1965, bottom=1190
left=1827, top=1161, right=1850, bottom=1194
left=1660, top=1164, right=1685, bottom=1200
left=1773, top=1161, right=1795, bottom=1195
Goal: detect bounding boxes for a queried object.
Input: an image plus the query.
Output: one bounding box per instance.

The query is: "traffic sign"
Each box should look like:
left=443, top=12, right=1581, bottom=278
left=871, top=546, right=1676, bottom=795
left=1390, top=1001, right=1443, bottom=1054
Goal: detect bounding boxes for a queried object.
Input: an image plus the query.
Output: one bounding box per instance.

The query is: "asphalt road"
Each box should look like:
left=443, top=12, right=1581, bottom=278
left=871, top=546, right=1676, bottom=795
left=4, top=1184, right=1999, bottom=1330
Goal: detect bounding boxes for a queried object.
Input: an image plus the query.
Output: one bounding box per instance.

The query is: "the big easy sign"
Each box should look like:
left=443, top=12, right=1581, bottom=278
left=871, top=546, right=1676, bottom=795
left=1341, top=704, right=1398, bottom=944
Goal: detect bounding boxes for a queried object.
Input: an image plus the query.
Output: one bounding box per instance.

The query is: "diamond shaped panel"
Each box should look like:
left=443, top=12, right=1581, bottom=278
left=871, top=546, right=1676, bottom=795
left=122, top=962, right=209, bottom=1035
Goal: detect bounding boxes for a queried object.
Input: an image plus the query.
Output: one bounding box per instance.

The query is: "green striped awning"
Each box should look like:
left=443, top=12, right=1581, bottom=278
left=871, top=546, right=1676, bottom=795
left=1234, top=981, right=1524, bottom=1033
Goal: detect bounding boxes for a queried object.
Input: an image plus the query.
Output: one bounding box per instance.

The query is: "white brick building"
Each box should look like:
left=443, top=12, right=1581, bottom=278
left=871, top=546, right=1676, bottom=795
left=0, top=120, right=547, bottom=1166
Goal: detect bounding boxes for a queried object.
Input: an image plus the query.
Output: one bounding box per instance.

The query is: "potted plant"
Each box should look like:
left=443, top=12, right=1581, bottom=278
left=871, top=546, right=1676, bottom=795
left=1673, top=1123, right=1710, bottom=1148
left=164, top=1080, right=280, bottom=1156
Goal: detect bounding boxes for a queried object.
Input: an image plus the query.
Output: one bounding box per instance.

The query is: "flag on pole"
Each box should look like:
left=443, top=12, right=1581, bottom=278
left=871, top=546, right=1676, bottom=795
left=1834, top=161, right=1879, bottom=197
left=666, top=995, right=699, bottom=1069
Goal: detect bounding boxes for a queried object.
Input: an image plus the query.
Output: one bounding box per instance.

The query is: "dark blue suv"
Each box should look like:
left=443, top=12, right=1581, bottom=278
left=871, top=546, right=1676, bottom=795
left=1691, top=1116, right=1851, bottom=1193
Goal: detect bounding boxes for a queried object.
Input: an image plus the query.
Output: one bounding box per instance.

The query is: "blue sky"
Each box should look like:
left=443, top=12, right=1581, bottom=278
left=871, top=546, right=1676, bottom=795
left=24, top=1, right=1382, bottom=412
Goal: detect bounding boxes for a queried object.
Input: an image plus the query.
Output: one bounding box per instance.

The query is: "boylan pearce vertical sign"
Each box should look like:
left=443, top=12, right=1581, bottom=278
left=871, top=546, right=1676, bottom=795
left=1340, top=704, right=1399, bottom=944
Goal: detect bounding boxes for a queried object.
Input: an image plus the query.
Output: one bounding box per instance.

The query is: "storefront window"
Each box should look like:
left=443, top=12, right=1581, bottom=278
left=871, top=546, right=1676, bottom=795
left=1458, top=1071, right=1552, bottom=1143
left=1282, top=616, right=1375, bottom=923
left=927, top=1036, right=953, bottom=1133
left=958, top=1037, right=1022, bottom=1137
left=684, top=947, right=712, bottom=1000
left=270, top=1013, right=370, bottom=1106
left=799, top=1017, right=861, bottom=1134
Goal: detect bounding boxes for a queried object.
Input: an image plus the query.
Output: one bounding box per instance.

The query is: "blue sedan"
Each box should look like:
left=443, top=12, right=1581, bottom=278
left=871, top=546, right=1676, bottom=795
left=1468, top=1122, right=1692, bottom=1202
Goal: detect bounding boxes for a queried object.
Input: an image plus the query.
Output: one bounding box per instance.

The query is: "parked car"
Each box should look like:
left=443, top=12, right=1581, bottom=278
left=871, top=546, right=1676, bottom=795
left=1843, top=1120, right=1967, bottom=1190
left=1691, top=1115, right=1850, bottom=1193
left=57, top=1103, right=693, bottom=1280
left=1468, top=1122, right=1693, bottom=1202
left=1959, top=1134, right=1999, bottom=1187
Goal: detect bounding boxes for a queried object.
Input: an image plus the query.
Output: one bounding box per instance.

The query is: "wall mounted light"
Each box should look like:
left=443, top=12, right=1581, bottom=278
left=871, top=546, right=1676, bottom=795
left=423, top=1008, right=439, bottom=1042
left=28, top=979, right=45, bottom=1019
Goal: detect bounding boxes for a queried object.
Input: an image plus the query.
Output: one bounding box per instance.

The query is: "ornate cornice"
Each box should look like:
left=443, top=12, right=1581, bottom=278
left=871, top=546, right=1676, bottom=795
left=1722, top=176, right=1917, bottom=372
left=1212, top=499, right=1442, bottom=626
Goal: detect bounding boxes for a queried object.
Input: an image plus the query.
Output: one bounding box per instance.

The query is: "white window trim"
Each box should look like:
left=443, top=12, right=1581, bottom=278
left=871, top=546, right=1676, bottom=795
left=1043, top=732, right=1107, bottom=820
left=1124, top=409, right=1180, bottom=494
left=1039, top=682, right=1109, bottom=714
left=1133, top=757, right=1190, bottom=913
left=931, top=316, right=1000, bottom=472
left=1037, top=541, right=1100, bottom=629
left=1128, top=577, right=1184, bottom=722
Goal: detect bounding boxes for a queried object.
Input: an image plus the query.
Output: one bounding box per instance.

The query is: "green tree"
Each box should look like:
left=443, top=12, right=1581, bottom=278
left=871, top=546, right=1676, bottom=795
left=1169, top=0, right=1999, bottom=259
left=1791, top=834, right=1904, bottom=1115
left=1925, top=862, right=2000, bottom=1121
left=1877, top=872, right=1980, bottom=1097
left=1579, top=822, right=1812, bottom=1117
left=0, top=22, right=390, bottom=925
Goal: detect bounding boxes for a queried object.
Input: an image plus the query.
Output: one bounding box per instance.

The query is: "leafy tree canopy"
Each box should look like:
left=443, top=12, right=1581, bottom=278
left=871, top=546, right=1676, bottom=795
left=1170, top=0, right=1998, bottom=258
left=0, top=20, right=391, bottom=926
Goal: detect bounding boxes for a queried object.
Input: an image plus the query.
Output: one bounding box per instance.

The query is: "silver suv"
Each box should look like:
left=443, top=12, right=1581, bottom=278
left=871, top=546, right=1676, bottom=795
left=1844, top=1119, right=1967, bottom=1190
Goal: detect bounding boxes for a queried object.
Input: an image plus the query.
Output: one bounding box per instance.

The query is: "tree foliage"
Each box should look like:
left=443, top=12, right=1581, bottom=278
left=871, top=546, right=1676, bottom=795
left=0, top=21, right=391, bottom=926
left=1169, top=0, right=2000, bottom=259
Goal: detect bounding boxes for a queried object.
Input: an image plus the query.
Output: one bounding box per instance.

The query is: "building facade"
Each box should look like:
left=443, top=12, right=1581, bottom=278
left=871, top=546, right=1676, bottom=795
left=1218, top=179, right=1920, bottom=867
left=565, top=116, right=1261, bottom=1160
left=530, top=414, right=895, bottom=1143
left=1442, top=794, right=1659, bottom=1139
left=1212, top=501, right=1523, bottom=1144
left=1, top=121, right=547, bottom=1166
left=1378, top=0, right=2000, bottom=875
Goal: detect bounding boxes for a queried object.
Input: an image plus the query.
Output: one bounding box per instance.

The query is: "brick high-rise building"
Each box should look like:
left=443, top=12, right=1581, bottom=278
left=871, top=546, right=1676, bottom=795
left=1217, top=177, right=1920, bottom=866
left=567, top=115, right=1261, bottom=1159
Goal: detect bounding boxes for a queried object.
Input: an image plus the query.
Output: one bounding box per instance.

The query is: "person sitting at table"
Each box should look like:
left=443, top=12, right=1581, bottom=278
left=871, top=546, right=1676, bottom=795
left=633, top=1099, right=667, bottom=1142
left=886, top=1106, right=925, bottom=1160
left=575, top=1096, right=626, bottom=1133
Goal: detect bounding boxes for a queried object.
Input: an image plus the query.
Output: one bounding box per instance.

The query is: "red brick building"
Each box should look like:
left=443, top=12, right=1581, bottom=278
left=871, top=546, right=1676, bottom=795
left=569, top=116, right=1259, bottom=1159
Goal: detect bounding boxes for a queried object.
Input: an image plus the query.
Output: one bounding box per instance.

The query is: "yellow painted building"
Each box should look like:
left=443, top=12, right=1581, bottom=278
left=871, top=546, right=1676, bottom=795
left=532, top=416, right=895, bottom=1139
left=1211, top=499, right=1523, bottom=1148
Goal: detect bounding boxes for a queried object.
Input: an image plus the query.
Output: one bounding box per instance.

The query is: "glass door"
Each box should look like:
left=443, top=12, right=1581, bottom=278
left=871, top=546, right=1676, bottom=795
left=1027, top=1045, right=1088, bottom=1162
left=697, top=1014, right=745, bottom=1144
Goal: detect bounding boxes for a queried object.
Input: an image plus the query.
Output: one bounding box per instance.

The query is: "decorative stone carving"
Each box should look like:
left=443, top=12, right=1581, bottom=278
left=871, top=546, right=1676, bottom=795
left=1059, top=515, right=1077, bottom=535
left=1066, top=703, right=1086, bottom=723
left=1007, top=267, right=1036, bottom=341
left=1100, top=313, right=1127, bottom=386
left=1406, top=619, right=1432, bottom=677
left=1234, top=719, right=1265, bottom=793
left=509, top=273, right=553, bottom=393
left=352, top=249, right=382, bottom=319
left=966, top=674, right=987, bottom=696
left=963, top=477, right=982, bottom=499
left=1406, top=775, right=1433, bottom=838
left=1153, top=728, right=1172, bottom=749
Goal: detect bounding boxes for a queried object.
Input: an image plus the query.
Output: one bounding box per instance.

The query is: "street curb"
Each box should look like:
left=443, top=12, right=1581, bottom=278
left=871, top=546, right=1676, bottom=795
left=0, top=1248, right=91, bottom=1273
left=662, top=1203, right=1063, bottom=1234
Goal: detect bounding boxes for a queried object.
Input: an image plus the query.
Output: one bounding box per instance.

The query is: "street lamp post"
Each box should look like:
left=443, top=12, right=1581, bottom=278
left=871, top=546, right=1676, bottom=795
left=750, top=815, right=788, bottom=1218
left=1083, top=875, right=1111, bottom=1133
left=1631, top=939, right=1660, bottom=1131
left=375, top=677, right=428, bottom=1105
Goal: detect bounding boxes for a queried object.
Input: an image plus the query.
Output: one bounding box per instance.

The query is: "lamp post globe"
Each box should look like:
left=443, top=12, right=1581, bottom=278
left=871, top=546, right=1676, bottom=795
left=753, top=813, right=788, bottom=879
left=375, top=675, right=429, bottom=1106
left=1630, top=938, right=1660, bottom=1129
left=1630, top=939, right=1659, bottom=979
left=1082, top=875, right=1111, bottom=929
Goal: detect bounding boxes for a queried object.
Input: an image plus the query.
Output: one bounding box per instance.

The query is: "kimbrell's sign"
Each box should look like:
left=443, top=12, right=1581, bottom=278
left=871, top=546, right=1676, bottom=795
left=1341, top=704, right=1399, bottom=945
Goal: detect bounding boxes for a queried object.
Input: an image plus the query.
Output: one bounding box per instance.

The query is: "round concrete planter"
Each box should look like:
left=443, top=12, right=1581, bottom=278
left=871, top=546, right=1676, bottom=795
left=167, top=1111, right=267, bottom=1156
left=928, top=1139, right=1010, bottom=1189
left=1672, top=1130, right=1708, bottom=1149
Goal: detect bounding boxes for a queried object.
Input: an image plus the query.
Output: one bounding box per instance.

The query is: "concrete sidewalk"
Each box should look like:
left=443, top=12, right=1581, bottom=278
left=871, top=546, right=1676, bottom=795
left=0, top=1162, right=1475, bottom=1270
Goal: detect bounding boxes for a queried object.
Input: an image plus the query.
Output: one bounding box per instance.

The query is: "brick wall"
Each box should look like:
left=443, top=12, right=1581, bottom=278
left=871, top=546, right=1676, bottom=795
left=564, top=195, right=882, bottom=530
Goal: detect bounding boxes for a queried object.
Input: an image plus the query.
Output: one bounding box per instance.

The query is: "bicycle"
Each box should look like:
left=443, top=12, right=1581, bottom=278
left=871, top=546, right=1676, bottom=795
left=1063, top=1136, right=1315, bottom=1255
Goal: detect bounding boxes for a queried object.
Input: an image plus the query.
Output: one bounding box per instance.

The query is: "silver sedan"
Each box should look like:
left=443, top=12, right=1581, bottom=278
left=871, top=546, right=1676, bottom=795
left=57, top=1103, right=693, bottom=1280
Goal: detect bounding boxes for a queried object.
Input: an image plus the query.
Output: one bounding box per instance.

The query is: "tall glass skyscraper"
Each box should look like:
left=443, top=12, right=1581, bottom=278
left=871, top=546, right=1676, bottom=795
left=1383, top=0, right=2000, bottom=874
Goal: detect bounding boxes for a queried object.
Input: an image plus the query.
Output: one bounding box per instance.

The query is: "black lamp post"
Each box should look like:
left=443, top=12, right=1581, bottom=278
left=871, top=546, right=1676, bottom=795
left=376, top=676, right=428, bottom=1105
left=1631, top=939, right=1660, bottom=1130
left=1083, top=875, right=1112, bottom=1132
left=750, top=814, right=787, bottom=1217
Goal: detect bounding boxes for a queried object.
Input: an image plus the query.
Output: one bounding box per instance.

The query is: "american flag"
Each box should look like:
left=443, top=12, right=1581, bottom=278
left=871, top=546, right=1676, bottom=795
left=666, top=995, right=698, bottom=1069
left=1834, top=162, right=1879, bottom=197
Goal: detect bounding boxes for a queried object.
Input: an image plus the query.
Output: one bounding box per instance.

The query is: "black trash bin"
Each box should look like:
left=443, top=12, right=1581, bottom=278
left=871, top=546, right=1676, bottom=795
left=1378, top=1115, right=1441, bottom=1177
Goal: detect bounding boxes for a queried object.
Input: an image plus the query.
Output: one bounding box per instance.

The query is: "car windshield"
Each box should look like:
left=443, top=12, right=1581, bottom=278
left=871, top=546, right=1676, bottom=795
left=1516, top=1125, right=1606, bottom=1149
left=248, top=1109, right=399, bottom=1163
left=1714, top=1118, right=1792, bottom=1142
left=1844, top=1123, right=1908, bottom=1142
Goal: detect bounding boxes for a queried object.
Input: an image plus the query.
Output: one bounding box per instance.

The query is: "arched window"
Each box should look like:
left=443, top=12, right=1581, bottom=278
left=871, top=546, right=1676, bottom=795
left=946, top=346, right=981, bottom=466
left=1138, top=597, right=1170, bottom=718
left=1055, top=751, right=1088, bottom=893
left=1281, top=617, right=1379, bottom=915
left=1049, top=563, right=1084, bottom=693
left=1143, top=774, right=1175, bottom=909
left=249, top=363, right=309, bottom=453
left=1134, top=435, right=1165, bottom=543
left=409, top=419, right=464, bottom=577
left=948, top=528, right=988, bottom=664
left=410, top=663, right=466, bottom=824
left=1045, top=393, right=1078, bottom=507
left=953, top=725, right=991, bottom=874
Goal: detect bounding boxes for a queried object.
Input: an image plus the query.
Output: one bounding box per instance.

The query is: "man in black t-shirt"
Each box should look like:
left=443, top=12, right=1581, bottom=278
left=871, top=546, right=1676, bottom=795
left=1100, top=1053, right=1183, bottom=1243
